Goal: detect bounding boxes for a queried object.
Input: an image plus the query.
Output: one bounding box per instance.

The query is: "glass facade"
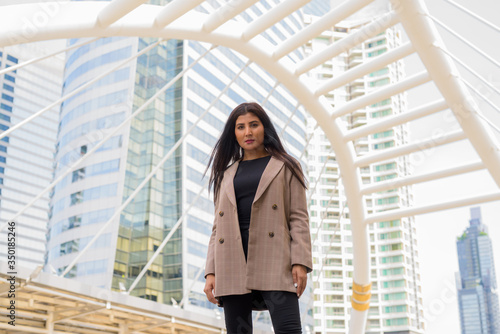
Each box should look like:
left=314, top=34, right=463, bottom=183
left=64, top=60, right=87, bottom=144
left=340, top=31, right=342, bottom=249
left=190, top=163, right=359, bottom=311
left=0, top=50, right=14, bottom=202
left=112, top=37, right=184, bottom=304
left=456, top=207, right=500, bottom=334
left=0, top=45, right=63, bottom=270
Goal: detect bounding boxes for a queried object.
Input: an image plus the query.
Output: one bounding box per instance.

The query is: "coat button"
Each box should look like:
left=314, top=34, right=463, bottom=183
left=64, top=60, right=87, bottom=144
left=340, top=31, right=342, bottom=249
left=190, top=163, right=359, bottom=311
left=272, top=204, right=278, bottom=210
left=219, top=211, right=224, bottom=217
left=269, top=232, right=274, bottom=238
left=219, top=238, right=224, bottom=244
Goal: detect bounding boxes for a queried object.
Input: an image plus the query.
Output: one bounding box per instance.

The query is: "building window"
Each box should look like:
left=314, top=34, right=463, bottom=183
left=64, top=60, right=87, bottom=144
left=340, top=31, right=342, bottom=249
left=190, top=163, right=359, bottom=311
left=384, top=317, right=408, bottom=326
left=70, top=191, right=83, bottom=205
left=72, top=168, right=85, bottom=182
left=380, top=267, right=405, bottom=276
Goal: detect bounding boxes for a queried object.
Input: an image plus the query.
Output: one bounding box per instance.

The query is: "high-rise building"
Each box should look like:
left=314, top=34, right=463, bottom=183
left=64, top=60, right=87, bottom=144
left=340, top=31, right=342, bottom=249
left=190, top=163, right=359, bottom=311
left=456, top=207, right=500, bottom=334
left=0, top=42, right=63, bottom=270
left=45, top=1, right=312, bottom=331
left=304, top=8, right=425, bottom=334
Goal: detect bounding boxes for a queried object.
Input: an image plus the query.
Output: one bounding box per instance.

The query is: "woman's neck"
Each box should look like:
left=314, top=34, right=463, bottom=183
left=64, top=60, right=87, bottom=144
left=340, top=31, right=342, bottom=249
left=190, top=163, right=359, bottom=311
left=242, top=150, right=270, bottom=161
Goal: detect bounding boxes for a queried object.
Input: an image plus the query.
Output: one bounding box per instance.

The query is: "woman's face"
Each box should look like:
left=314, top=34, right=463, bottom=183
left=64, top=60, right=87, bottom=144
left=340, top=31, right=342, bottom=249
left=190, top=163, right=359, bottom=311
left=235, top=112, right=266, bottom=156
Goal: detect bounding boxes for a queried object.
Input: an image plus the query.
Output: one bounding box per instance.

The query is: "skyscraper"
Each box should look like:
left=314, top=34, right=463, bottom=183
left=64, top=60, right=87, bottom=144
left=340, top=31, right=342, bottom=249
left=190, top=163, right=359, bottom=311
left=0, top=42, right=63, bottom=270
left=304, top=7, right=425, bottom=334
left=456, top=207, right=500, bottom=334
left=45, top=1, right=312, bottom=331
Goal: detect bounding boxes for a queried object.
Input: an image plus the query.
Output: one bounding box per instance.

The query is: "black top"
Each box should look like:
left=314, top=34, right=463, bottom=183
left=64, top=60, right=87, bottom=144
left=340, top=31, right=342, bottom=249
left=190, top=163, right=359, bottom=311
left=233, top=155, right=271, bottom=260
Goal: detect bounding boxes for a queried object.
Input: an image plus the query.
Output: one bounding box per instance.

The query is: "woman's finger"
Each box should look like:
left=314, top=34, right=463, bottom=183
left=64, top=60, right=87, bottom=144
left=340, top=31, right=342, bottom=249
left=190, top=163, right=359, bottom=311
left=298, top=276, right=304, bottom=297
left=205, top=288, right=217, bottom=304
left=298, top=273, right=307, bottom=297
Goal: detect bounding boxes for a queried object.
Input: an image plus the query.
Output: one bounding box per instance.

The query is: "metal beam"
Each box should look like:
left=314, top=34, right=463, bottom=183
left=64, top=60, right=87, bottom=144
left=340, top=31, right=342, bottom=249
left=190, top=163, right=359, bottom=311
left=203, top=0, right=259, bottom=33
left=131, top=321, right=170, bottom=333
left=315, top=42, right=415, bottom=97
left=364, top=190, right=500, bottom=224
left=329, top=71, right=431, bottom=119
left=242, top=0, right=311, bottom=41
left=295, top=11, right=399, bottom=75
left=344, top=99, right=448, bottom=142
left=353, top=129, right=466, bottom=168
left=273, top=0, right=376, bottom=59
left=0, top=38, right=99, bottom=76
left=54, top=307, right=105, bottom=322
left=155, top=0, right=205, bottom=28
left=0, top=323, right=49, bottom=333
left=360, top=160, right=485, bottom=195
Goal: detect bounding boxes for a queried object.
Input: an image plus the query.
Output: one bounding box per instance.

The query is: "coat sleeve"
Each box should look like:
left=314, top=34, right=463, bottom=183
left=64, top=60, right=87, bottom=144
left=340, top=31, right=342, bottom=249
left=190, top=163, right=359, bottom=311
left=204, top=194, right=218, bottom=279
left=288, top=164, right=313, bottom=273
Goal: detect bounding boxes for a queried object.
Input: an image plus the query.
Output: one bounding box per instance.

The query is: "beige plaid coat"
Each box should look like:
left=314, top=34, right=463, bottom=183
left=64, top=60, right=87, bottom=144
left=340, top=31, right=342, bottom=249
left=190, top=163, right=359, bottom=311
left=205, top=156, right=313, bottom=297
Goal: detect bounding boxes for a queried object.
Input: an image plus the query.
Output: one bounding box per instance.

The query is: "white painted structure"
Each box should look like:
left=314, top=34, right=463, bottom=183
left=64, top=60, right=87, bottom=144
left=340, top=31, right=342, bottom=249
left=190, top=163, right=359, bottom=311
left=0, top=0, right=499, bottom=333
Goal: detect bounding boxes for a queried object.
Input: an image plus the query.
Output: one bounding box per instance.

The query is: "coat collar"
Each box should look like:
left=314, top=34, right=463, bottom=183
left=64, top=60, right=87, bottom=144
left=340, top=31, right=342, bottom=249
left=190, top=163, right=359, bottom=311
left=222, top=155, right=284, bottom=208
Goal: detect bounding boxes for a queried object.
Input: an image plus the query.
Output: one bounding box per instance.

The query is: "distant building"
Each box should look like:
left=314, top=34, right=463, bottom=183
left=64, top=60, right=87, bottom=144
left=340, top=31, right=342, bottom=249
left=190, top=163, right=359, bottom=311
left=305, top=7, right=425, bottom=334
left=456, top=207, right=500, bottom=334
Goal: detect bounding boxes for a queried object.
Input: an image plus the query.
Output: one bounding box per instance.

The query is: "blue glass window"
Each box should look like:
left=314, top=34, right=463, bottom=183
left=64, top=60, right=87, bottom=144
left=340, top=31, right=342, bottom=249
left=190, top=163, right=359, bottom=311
left=1, top=104, right=12, bottom=112
left=187, top=166, right=205, bottom=185
left=87, top=159, right=120, bottom=176
left=69, top=183, right=117, bottom=207
left=187, top=215, right=212, bottom=236
left=187, top=143, right=209, bottom=164
left=60, top=89, right=128, bottom=128
left=7, top=55, right=18, bottom=64
left=187, top=239, right=208, bottom=258
left=187, top=190, right=212, bottom=213
left=62, top=68, right=129, bottom=109
left=2, top=84, right=14, bottom=92
left=4, top=75, right=15, bottom=83
left=64, top=46, right=131, bottom=89
left=2, top=94, right=13, bottom=103
left=60, top=112, right=125, bottom=148
left=187, top=99, right=224, bottom=131
left=0, top=114, right=11, bottom=122
left=187, top=121, right=217, bottom=147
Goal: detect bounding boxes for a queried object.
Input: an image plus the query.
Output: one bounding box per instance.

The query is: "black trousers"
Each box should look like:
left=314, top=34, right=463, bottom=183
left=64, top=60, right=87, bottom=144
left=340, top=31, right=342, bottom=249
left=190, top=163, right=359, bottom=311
left=222, top=290, right=302, bottom=334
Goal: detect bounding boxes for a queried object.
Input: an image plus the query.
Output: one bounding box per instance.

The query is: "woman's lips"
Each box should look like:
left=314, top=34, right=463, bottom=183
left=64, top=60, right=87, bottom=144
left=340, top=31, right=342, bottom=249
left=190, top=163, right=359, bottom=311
left=245, top=139, right=254, bottom=144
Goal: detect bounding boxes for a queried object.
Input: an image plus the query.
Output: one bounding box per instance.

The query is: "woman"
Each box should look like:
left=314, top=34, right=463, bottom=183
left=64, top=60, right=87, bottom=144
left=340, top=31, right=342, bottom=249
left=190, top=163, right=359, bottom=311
left=203, top=102, right=312, bottom=334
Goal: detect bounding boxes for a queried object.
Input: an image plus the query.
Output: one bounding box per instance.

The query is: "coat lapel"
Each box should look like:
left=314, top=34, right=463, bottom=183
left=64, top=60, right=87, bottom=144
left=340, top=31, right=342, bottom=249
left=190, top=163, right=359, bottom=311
left=223, top=156, right=284, bottom=207
left=222, top=160, right=239, bottom=208
left=253, top=156, right=284, bottom=204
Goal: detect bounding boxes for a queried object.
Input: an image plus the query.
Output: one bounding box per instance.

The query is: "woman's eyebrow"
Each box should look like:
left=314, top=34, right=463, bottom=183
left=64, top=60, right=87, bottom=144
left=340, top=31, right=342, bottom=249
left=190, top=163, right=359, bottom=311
left=236, top=120, right=259, bottom=126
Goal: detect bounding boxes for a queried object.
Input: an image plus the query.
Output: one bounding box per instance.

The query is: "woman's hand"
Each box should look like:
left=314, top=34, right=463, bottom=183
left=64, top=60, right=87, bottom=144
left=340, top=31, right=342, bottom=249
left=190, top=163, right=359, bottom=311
left=292, top=264, right=307, bottom=298
left=204, top=274, right=218, bottom=304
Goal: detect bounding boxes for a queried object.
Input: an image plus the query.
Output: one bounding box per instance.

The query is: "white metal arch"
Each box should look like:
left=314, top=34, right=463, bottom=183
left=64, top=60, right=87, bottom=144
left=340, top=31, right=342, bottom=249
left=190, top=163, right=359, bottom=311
left=0, top=1, right=499, bottom=333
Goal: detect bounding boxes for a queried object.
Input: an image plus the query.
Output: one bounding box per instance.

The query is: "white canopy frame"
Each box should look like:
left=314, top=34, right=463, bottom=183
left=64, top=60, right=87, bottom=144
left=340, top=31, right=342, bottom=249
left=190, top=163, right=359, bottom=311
left=0, top=0, right=499, bottom=333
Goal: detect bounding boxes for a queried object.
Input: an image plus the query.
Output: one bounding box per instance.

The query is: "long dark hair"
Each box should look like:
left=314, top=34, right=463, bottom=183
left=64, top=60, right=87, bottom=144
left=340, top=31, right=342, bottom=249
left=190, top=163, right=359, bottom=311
left=204, top=102, right=307, bottom=202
